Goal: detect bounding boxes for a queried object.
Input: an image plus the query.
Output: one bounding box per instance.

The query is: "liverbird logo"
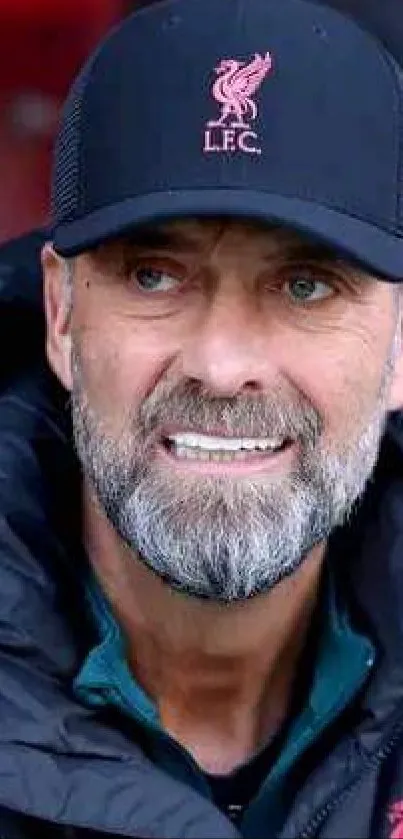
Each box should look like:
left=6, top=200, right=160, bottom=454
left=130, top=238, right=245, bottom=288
left=204, top=52, right=273, bottom=156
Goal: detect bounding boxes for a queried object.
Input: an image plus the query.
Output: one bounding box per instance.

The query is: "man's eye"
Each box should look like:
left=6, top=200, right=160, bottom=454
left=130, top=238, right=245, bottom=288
left=283, top=276, right=334, bottom=303
left=135, top=267, right=181, bottom=293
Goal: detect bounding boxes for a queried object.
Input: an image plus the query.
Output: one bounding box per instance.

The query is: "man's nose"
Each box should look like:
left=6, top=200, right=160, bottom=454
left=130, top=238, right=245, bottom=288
left=180, top=289, right=278, bottom=397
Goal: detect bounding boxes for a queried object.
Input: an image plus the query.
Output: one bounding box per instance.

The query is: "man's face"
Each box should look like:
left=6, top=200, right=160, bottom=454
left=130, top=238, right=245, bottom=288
left=45, top=219, right=402, bottom=601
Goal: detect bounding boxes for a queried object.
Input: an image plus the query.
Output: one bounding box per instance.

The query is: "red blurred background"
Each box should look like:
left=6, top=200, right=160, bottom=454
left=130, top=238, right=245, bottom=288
left=0, top=0, right=136, bottom=243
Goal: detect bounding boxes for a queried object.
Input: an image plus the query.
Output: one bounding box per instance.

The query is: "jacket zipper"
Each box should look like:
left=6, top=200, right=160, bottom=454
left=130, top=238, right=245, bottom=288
left=300, top=712, right=403, bottom=838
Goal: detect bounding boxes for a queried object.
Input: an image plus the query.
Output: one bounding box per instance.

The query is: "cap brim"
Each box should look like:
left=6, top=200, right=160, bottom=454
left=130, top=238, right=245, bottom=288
left=53, top=189, right=403, bottom=282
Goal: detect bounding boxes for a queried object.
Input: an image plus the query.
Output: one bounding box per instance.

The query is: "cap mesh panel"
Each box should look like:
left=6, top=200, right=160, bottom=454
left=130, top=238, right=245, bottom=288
left=51, top=48, right=104, bottom=225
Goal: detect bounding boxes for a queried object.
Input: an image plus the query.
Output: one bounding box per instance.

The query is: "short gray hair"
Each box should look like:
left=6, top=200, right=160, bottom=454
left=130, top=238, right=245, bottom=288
left=62, top=257, right=74, bottom=315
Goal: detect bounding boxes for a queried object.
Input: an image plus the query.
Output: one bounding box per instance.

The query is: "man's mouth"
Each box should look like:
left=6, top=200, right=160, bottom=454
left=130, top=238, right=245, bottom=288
left=163, top=432, right=291, bottom=463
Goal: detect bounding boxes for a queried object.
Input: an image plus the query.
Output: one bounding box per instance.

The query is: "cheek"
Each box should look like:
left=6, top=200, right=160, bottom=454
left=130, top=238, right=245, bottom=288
left=73, top=317, right=181, bottom=416
left=284, top=318, right=391, bottom=435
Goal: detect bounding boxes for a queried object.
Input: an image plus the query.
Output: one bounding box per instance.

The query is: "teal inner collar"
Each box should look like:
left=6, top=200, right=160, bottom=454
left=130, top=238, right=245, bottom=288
left=74, top=562, right=375, bottom=833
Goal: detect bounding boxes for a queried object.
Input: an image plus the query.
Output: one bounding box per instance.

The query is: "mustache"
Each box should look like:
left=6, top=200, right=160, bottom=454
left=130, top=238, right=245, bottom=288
left=136, top=379, right=323, bottom=444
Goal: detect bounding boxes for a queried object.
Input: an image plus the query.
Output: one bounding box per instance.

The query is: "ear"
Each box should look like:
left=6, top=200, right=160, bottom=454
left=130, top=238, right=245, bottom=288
left=42, top=243, right=73, bottom=392
left=388, top=306, right=403, bottom=412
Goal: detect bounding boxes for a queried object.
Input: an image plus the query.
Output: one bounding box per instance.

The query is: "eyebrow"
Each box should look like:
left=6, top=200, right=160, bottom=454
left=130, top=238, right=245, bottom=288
left=276, top=242, right=345, bottom=263
left=125, top=227, right=202, bottom=253
left=278, top=243, right=369, bottom=279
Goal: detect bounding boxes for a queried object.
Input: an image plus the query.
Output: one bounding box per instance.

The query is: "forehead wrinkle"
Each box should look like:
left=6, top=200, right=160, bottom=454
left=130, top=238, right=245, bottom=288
left=201, top=220, right=234, bottom=263
left=120, top=219, right=372, bottom=280
left=192, top=222, right=324, bottom=273
left=183, top=219, right=335, bottom=265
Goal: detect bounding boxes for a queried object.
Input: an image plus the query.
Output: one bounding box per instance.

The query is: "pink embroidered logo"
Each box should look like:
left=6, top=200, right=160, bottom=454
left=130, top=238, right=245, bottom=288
left=388, top=801, right=403, bottom=839
left=204, top=52, right=273, bottom=156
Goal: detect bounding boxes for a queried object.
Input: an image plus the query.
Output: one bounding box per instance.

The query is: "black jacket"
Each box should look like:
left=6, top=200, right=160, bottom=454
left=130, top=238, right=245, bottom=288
left=2, top=231, right=403, bottom=839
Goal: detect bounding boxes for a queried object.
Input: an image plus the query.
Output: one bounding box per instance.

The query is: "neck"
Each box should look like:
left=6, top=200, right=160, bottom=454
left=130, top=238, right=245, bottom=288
left=83, top=483, right=325, bottom=774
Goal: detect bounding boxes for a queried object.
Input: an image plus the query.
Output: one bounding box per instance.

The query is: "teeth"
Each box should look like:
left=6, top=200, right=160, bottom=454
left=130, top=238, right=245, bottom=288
left=173, top=447, right=275, bottom=462
left=168, top=433, right=283, bottom=452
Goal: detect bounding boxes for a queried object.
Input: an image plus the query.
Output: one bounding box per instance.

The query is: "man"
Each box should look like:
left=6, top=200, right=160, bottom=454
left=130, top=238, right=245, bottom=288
left=2, top=0, right=403, bottom=836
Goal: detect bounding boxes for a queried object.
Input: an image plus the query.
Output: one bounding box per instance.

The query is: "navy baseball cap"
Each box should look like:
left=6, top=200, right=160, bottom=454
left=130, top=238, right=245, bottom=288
left=52, top=0, right=403, bottom=281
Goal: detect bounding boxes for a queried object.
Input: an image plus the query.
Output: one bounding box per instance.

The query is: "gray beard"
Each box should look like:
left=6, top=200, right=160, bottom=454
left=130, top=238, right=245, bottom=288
left=70, top=353, right=393, bottom=602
